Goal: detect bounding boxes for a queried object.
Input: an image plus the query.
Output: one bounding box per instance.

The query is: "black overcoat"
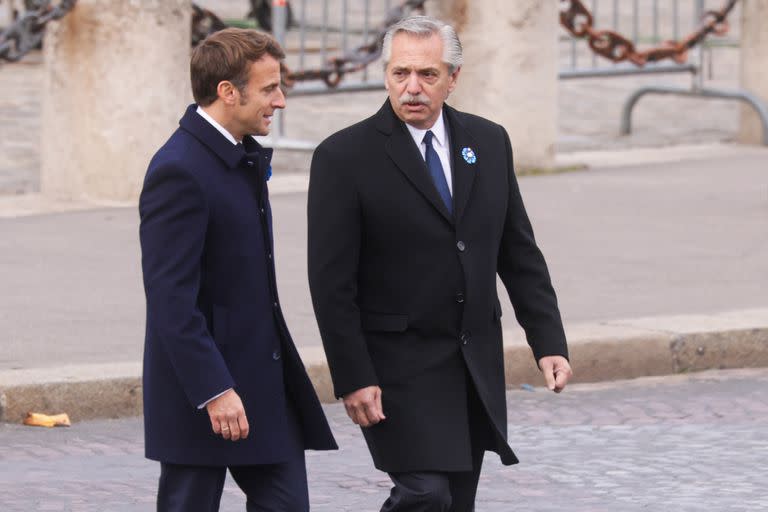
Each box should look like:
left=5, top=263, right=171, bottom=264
left=140, top=104, right=337, bottom=466
left=308, top=101, right=568, bottom=472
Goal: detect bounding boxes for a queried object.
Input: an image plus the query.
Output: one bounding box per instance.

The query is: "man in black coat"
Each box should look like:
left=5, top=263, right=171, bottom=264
left=140, top=28, right=336, bottom=511
left=308, top=16, right=572, bottom=512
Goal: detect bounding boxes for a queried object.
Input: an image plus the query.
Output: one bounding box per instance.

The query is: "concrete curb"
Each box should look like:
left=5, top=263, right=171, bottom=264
left=1, top=309, right=767, bottom=424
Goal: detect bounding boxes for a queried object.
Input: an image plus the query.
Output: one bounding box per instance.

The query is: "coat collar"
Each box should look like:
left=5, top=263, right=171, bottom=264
left=375, top=100, right=477, bottom=225
left=178, top=104, right=273, bottom=170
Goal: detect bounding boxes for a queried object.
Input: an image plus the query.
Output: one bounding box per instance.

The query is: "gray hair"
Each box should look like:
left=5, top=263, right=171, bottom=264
left=381, top=16, right=463, bottom=73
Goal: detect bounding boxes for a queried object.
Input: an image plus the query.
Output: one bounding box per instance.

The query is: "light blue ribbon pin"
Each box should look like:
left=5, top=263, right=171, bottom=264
left=461, top=147, right=477, bottom=164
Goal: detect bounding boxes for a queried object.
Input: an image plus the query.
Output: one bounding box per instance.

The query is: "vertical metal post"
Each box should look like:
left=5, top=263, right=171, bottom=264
left=321, top=0, right=329, bottom=63
left=652, top=0, right=659, bottom=43
left=612, top=0, right=618, bottom=30
left=693, top=0, right=705, bottom=90
left=257, top=0, right=316, bottom=150
left=591, top=0, right=598, bottom=67
left=299, top=0, right=307, bottom=70
left=673, top=0, right=679, bottom=40
left=342, top=0, right=349, bottom=54
left=363, top=0, right=371, bottom=81
left=632, top=0, right=639, bottom=44
left=272, top=0, right=288, bottom=139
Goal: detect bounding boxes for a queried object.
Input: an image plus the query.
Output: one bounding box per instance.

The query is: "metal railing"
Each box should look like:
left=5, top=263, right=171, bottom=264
left=559, top=0, right=768, bottom=144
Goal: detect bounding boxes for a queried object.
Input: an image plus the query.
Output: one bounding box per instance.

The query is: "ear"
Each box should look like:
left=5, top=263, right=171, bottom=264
left=216, top=80, right=238, bottom=106
left=447, top=65, right=461, bottom=95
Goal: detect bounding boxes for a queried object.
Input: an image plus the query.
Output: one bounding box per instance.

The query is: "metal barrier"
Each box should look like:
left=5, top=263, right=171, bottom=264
left=559, top=0, right=768, bottom=145
left=264, top=0, right=766, bottom=149
left=262, top=0, right=408, bottom=148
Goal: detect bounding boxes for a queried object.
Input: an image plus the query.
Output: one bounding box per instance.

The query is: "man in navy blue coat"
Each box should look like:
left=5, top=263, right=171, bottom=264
left=140, top=28, right=336, bottom=511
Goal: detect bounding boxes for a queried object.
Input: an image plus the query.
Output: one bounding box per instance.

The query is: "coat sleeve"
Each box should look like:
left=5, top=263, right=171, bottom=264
left=496, top=126, right=569, bottom=363
left=139, top=163, right=235, bottom=407
left=307, top=143, right=379, bottom=398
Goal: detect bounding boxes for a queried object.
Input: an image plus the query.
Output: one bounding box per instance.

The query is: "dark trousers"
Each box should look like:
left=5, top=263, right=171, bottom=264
left=157, top=400, right=307, bottom=512
left=380, top=375, right=493, bottom=512
left=157, top=458, right=308, bottom=512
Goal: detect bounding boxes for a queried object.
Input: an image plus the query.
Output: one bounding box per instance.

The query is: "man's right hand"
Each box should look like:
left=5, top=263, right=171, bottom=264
left=206, top=389, right=249, bottom=441
left=343, top=386, right=386, bottom=427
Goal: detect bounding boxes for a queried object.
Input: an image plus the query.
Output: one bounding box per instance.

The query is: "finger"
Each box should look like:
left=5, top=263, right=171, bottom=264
left=344, top=403, right=359, bottom=424
left=228, top=417, right=241, bottom=441
left=362, top=402, right=381, bottom=426
left=211, top=417, right=221, bottom=435
left=220, top=421, right=232, bottom=440
left=554, top=369, right=570, bottom=392
left=238, top=413, right=249, bottom=439
left=374, top=389, right=386, bottom=420
left=354, top=406, right=371, bottom=428
left=543, top=366, right=556, bottom=391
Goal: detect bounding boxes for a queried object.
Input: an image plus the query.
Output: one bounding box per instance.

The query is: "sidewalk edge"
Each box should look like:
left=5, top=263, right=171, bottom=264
left=1, top=327, right=766, bottom=423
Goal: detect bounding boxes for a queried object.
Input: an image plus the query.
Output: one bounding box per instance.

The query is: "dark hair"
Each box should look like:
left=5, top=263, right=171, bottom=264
left=191, top=28, right=285, bottom=106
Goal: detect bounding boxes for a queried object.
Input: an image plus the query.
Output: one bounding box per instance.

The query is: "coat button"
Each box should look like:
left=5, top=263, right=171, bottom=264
left=456, top=241, right=466, bottom=252
left=272, top=351, right=281, bottom=361
left=460, top=331, right=471, bottom=344
left=273, top=301, right=279, bottom=308
left=456, top=293, right=465, bottom=304
left=268, top=253, right=272, bottom=260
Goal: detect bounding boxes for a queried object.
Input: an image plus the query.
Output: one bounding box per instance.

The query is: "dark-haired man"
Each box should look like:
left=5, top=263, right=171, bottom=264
left=140, top=28, right=336, bottom=512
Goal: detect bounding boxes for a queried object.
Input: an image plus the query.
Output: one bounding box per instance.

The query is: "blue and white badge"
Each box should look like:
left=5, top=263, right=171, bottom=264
left=265, top=165, right=272, bottom=181
left=461, top=147, right=477, bottom=164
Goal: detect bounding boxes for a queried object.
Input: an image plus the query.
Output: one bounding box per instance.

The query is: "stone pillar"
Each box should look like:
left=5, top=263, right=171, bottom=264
left=738, top=0, right=768, bottom=145
left=41, top=0, right=192, bottom=202
left=443, top=0, right=558, bottom=171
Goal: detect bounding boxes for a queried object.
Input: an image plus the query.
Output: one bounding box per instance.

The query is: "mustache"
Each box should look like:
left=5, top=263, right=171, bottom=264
left=398, top=93, right=431, bottom=106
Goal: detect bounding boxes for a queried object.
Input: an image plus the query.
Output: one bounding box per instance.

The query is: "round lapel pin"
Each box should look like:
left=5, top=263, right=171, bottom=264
left=461, top=147, right=477, bottom=164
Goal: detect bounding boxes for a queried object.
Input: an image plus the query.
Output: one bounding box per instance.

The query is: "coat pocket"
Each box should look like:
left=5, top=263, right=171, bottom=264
left=360, top=311, right=409, bottom=332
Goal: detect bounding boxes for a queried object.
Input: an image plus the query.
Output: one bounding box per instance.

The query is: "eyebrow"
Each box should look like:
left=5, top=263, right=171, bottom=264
left=392, top=65, right=440, bottom=73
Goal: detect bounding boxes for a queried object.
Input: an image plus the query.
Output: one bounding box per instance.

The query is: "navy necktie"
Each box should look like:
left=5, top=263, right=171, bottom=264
left=423, top=130, right=452, bottom=214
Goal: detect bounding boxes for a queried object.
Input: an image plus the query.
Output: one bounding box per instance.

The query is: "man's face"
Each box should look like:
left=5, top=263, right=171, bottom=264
left=385, top=32, right=460, bottom=129
left=232, top=55, right=286, bottom=137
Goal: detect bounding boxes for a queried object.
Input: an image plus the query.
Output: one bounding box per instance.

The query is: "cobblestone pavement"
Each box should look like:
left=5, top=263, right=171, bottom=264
left=1, top=368, right=766, bottom=511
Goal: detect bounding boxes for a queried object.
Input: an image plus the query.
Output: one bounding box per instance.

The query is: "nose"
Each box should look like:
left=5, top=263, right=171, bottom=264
left=273, top=87, right=286, bottom=109
left=405, top=71, right=421, bottom=95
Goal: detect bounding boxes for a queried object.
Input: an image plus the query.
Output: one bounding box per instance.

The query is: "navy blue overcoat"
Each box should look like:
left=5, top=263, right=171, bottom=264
left=140, top=104, right=336, bottom=466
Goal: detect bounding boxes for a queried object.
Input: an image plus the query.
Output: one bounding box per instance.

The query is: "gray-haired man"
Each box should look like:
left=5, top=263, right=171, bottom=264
left=308, top=16, right=572, bottom=511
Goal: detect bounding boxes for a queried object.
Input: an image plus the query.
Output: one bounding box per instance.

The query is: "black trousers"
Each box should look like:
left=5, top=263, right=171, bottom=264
left=156, top=400, right=307, bottom=512
left=380, top=374, right=494, bottom=512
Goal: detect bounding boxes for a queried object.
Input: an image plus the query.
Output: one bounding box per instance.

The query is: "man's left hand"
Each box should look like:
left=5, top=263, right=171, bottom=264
left=538, top=355, right=572, bottom=393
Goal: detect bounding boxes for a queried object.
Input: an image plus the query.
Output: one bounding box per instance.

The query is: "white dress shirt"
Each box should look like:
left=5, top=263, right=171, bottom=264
left=196, top=106, right=239, bottom=145
left=405, top=111, right=453, bottom=196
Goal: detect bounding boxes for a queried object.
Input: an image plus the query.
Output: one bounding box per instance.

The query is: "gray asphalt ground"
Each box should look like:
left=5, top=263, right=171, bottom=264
left=1, top=145, right=766, bottom=372
left=1, top=368, right=766, bottom=511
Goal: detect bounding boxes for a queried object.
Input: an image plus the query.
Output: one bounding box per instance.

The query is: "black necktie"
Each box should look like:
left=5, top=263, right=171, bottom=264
left=423, top=130, right=452, bottom=214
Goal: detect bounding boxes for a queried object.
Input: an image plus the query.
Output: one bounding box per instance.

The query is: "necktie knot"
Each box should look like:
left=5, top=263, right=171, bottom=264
left=423, top=130, right=434, bottom=147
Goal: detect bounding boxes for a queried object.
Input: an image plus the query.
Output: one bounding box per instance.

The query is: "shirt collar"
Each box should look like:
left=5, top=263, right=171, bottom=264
left=405, top=110, right=448, bottom=148
left=196, top=106, right=239, bottom=146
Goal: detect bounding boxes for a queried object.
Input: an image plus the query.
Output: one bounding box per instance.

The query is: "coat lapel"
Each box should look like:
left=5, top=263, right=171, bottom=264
left=376, top=101, right=454, bottom=224
left=444, top=105, right=477, bottom=225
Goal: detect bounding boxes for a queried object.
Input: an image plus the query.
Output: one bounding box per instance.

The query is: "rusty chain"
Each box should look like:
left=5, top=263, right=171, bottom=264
left=0, top=0, right=76, bottom=63
left=560, top=0, right=738, bottom=66
left=190, top=0, right=426, bottom=89
left=283, top=0, right=427, bottom=88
